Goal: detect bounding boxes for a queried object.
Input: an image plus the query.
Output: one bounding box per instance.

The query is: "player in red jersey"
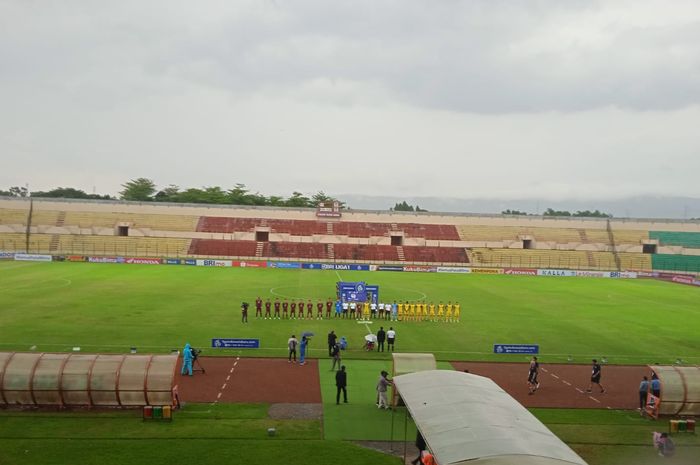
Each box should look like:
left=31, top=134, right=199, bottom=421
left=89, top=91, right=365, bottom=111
left=255, top=297, right=263, bottom=319
left=282, top=299, right=289, bottom=319
left=298, top=299, right=305, bottom=319
left=273, top=298, right=281, bottom=319
left=326, top=298, right=333, bottom=319
left=290, top=300, right=297, bottom=319
left=306, top=300, right=314, bottom=318
left=317, top=300, right=324, bottom=319
left=264, top=299, right=272, bottom=319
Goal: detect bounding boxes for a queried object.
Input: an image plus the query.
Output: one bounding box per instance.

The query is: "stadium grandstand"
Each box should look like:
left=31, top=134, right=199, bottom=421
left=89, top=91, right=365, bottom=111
left=1, top=197, right=699, bottom=273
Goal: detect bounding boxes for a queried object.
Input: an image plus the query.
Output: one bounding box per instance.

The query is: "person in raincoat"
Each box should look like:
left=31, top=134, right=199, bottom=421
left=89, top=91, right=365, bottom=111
left=181, top=343, right=193, bottom=376
left=299, top=335, right=308, bottom=365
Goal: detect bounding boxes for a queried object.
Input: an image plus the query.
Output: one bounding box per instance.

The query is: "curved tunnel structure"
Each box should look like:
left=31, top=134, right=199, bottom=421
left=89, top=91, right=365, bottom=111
left=0, top=352, right=177, bottom=407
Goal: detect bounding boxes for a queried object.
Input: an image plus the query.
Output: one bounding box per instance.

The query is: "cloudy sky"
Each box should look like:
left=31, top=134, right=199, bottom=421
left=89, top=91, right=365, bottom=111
left=1, top=0, right=699, bottom=201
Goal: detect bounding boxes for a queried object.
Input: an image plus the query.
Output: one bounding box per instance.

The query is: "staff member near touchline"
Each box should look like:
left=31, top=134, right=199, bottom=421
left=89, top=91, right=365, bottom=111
left=386, top=327, right=396, bottom=351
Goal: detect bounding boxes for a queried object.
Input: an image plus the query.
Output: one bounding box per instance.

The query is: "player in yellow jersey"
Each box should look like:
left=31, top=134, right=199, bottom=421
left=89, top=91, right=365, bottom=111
left=429, top=302, right=436, bottom=321
left=437, top=301, right=445, bottom=322
left=406, top=302, right=416, bottom=321
left=397, top=301, right=404, bottom=321
left=416, top=302, right=424, bottom=322
left=363, top=301, right=371, bottom=320
left=453, top=302, right=460, bottom=323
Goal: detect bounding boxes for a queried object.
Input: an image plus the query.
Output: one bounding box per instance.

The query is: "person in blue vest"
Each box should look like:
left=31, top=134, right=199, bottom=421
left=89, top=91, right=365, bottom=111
left=651, top=373, right=661, bottom=398
left=181, top=343, right=193, bottom=376
left=335, top=299, right=343, bottom=318
left=299, top=336, right=308, bottom=366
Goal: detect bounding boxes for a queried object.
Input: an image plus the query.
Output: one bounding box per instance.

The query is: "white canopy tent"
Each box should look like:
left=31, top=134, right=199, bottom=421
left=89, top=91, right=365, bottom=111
left=392, top=370, right=588, bottom=465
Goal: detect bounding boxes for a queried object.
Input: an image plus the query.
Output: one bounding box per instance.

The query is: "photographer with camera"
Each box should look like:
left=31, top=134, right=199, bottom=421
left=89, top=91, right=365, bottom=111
left=181, top=343, right=194, bottom=376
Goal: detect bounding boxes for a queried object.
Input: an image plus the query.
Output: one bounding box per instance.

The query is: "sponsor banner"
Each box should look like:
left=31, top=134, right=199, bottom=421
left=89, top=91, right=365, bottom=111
left=575, top=270, right=610, bottom=278
left=403, top=265, right=437, bottom=273
left=165, top=258, right=181, bottom=265
left=494, top=344, right=539, bottom=354
left=302, top=263, right=322, bottom=269
left=0, top=251, right=15, bottom=259
left=471, top=268, right=504, bottom=274
left=53, top=256, right=66, bottom=262
left=15, top=253, right=53, bottom=262
left=657, top=272, right=694, bottom=280
left=267, top=261, right=301, bottom=269
left=197, top=259, right=232, bottom=267
left=436, top=266, right=472, bottom=274
left=636, top=271, right=655, bottom=278
left=672, top=275, right=694, bottom=285
left=184, top=259, right=197, bottom=266
left=503, top=268, right=537, bottom=276
left=537, top=269, right=577, bottom=277
left=610, top=271, right=638, bottom=279
left=125, top=257, right=161, bottom=265
left=235, top=260, right=267, bottom=268
left=693, top=280, right=700, bottom=287
left=67, top=255, right=86, bottom=262
left=320, top=263, right=369, bottom=271
left=377, top=265, right=404, bottom=272
left=88, top=256, right=125, bottom=263
left=212, top=338, right=260, bottom=349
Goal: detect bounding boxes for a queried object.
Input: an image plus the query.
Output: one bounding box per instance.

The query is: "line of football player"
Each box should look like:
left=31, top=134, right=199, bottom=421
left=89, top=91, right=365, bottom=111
left=253, top=297, right=460, bottom=322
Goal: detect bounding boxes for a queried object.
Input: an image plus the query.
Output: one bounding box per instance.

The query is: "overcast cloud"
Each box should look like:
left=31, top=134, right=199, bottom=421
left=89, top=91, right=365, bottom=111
left=1, top=0, right=699, bottom=202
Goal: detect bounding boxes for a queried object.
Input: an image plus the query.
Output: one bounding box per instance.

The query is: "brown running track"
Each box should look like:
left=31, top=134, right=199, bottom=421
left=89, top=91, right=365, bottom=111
left=175, top=356, right=322, bottom=403
left=451, top=361, right=648, bottom=410
left=174, top=356, right=647, bottom=410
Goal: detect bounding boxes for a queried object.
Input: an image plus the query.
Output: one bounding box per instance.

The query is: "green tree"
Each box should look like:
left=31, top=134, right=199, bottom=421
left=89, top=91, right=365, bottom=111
left=120, top=178, right=156, bottom=201
left=154, top=185, right=181, bottom=202
left=392, top=201, right=415, bottom=212
left=502, top=209, right=528, bottom=215
left=573, top=209, right=612, bottom=218
left=543, top=208, right=571, bottom=217
left=285, top=191, right=312, bottom=208
left=3, top=186, right=29, bottom=197
left=31, top=187, right=112, bottom=200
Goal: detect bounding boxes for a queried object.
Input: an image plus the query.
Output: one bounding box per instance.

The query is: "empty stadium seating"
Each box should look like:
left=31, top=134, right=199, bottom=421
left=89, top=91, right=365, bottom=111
left=55, top=235, right=191, bottom=257
left=189, top=239, right=258, bottom=257
left=651, top=254, right=700, bottom=273
left=650, top=231, right=700, bottom=248
left=0, top=208, right=29, bottom=225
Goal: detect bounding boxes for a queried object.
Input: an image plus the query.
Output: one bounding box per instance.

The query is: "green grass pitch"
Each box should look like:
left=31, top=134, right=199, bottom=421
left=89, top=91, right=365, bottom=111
left=0, top=261, right=698, bottom=465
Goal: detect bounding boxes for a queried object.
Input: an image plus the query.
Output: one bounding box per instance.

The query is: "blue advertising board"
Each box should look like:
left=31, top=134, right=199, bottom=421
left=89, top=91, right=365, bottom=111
left=302, top=263, right=369, bottom=271
left=493, top=344, right=539, bottom=354
left=165, top=258, right=181, bottom=265
left=184, top=259, right=197, bottom=266
left=267, top=262, right=301, bottom=269
left=212, top=338, right=260, bottom=349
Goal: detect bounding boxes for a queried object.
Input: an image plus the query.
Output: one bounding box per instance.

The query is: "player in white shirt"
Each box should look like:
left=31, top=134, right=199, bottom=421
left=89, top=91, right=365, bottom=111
left=378, top=302, right=385, bottom=320
left=342, top=301, right=349, bottom=319
left=370, top=301, right=377, bottom=319
left=386, top=327, right=396, bottom=351
left=349, top=301, right=357, bottom=319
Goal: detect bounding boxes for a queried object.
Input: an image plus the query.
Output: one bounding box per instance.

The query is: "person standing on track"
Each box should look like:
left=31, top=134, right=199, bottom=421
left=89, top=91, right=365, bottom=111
left=527, top=356, right=539, bottom=394
left=651, top=372, right=661, bottom=398
left=587, top=359, right=605, bottom=393
left=299, top=335, right=308, bottom=365
left=288, top=334, right=298, bottom=363
left=639, top=376, right=650, bottom=412
left=181, top=343, right=193, bottom=376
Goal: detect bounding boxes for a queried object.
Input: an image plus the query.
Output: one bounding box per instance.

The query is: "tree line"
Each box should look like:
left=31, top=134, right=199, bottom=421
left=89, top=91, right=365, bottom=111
left=1, top=179, right=344, bottom=209
left=502, top=208, right=612, bottom=218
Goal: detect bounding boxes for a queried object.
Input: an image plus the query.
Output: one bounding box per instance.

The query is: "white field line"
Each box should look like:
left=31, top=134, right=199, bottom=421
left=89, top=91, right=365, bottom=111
left=217, top=393, right=222, bottom=399
left=575, top=388, right=584, bottom=394
left=550, top=374, right=560, bottom=379
left=562, top=380, right=572, bottom=386
left=221, top=383, right=227, bottom=390
left=589, top=396, right=601, bottom=403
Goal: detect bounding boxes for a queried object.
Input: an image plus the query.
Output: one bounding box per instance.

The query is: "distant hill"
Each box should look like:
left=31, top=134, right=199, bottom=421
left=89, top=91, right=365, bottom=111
left=338, top=195, right=700, bottom=220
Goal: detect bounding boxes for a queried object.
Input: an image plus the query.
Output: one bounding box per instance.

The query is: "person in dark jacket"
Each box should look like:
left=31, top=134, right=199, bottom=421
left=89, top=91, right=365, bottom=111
left=330, top=343, right=341, bottom=371
left=376, top=327, right=386, bottom=352
left=328, top=330, right=337, bottom=356
left=335, top=365, right=347, bottom=404
left=411, top=431, right=427, bottom=465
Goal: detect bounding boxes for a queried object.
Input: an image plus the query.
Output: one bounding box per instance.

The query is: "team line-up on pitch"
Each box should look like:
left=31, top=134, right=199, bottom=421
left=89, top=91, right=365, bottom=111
left=246, top=298, right=461, bottom=322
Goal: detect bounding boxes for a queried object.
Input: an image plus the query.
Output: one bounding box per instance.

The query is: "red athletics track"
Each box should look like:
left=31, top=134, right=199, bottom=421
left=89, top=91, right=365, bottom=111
left=175, top=357, right=322, bottom=403
left=174, top=356, right=646, bottom=410
left=451, top=361, right=648, bottom=410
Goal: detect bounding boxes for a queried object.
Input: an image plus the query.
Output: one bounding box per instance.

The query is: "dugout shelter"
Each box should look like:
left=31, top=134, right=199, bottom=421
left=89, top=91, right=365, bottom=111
left=649, top=365, right=700, bottom=416
left=392, top=370, right=588, bottom=465
left=391, top=353, right=436, bottom=406
left=0, top=352, right=178, bottom=407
